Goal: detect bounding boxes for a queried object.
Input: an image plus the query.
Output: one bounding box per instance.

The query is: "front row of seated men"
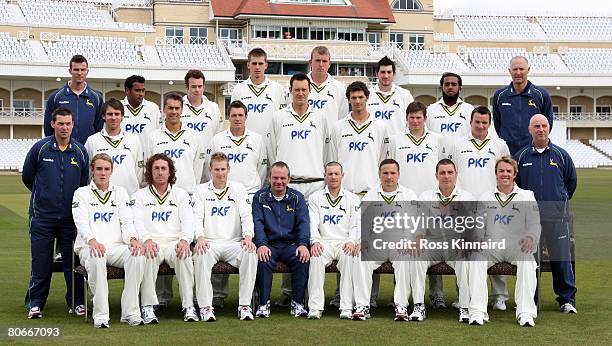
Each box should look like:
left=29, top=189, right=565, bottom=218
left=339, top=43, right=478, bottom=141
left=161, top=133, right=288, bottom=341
left=74, top=152, right=539, bottom=328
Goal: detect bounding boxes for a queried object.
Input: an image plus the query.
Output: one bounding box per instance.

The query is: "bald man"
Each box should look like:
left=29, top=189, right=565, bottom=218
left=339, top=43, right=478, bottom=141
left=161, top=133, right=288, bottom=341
left=492, top=56, right=553, bottom=155
left=513, top=114, right=577, bottom=314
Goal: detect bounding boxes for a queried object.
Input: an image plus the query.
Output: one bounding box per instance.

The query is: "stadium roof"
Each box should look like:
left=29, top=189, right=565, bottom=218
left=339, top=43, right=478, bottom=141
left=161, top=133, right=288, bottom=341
left=210, top=0, right=395, bottom=23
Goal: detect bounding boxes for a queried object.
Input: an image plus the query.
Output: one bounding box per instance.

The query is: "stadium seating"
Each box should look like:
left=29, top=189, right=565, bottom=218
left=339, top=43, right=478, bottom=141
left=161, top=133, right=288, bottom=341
left=460, top=47, right=559, bottom=73
left=455, top=16, right=539, bottom=41
left=398, top=49, right=466, bottom=72
left=156, top=44, right=228, bottom=68
left=0, top=0, right=17, bottom=23
left=562, top=140, right=612, bottom=168
left=590, top=139, right=612, bottom=158
left=538, top=16, right=612, bottom=42
left=42, top=35, right=144, bottom=66
left=0, top=32, right=34, bottom=62
left=0, top=138, right=37, bottom=171
left=560, top=48, right=612, bottom=73
left=18, top=0, right=116, bottom=29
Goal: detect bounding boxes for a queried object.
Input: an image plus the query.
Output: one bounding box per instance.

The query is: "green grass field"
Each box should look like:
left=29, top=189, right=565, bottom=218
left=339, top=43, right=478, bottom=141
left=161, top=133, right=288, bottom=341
left=1, top=170, right=611, bottom=344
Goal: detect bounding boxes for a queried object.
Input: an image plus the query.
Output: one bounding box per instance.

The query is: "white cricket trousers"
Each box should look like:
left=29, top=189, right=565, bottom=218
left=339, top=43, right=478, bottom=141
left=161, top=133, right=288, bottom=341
left=79, top=244, right=145, bottom=324
left=193, top=241, right=257, bottom=307
left=141, top=240, right=194, bottom=309
left=468, top=249, right=538, bottom=320
left=410, top=249, right=470, bottom=308
left=353, top=251, right=411, bottom=307
left=307, top=241, right=354, bottom=311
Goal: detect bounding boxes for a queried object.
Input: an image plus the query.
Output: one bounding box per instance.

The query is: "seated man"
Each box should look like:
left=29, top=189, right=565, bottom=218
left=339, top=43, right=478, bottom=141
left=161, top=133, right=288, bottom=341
left=307, top=161, right=360, bottom=320
left=253, top=161, right=310, bottom=318
left=352, top=159, right=418, bottom=321
left=192, top=152, right=258, bottom=321
left=413, top=158, right=474, bottom=323
left=73, top=153, right=145, bottom=328
left=133, top=153, right=198, bottom=323
left=468, top=156, right=540, bottom=327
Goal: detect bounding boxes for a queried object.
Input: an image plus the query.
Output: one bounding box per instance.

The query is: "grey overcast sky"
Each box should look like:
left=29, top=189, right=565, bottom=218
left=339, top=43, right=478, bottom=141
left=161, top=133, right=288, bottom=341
left=434, top=0, right=612, bottom=16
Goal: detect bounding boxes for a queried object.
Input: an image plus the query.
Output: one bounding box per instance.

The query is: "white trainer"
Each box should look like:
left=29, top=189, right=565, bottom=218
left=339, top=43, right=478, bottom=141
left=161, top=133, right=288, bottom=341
left=141, top=305, right=159, bottom=324
left=469, top=314, right=484, bottom=326
left=28, top=306, right=42, bottom=319
left=307, top=309, right=322, bottom=319
left=560, top=302, right=577, bottom=314
left=199, top=306, right=215, bottom=322
left=256, top=301, right=270, bottom=318
left=394, top=304, right=408, bottom=321
left=352, top=305, right=370, bottom=321
left=518, top=314, right=535, bottom=327
left=459, top=308, right=469, bottom=323
left=409, top=304, right=426, bottom=322
left=492, top=299, right=507, bottom=311
left=339, top=309, right=352, bottom=319
left=237, top=306, right=253, bottom=320
left=183, top=306, right=199, bottom=322
left=94, top=321, right=109, bottom=329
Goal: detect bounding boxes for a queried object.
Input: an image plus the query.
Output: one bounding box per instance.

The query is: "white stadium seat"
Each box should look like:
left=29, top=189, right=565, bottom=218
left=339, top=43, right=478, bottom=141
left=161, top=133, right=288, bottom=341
left=0, top=32, right=34, bottom=62
left=0, top=138, right=38, bottom=172
left=42, top=34, right=145, bottom=65
left=562, top=140, right=612, bottom=168
left=156, top=44, right=228, bottom=68
left=560, top=48, right=612, bottom=73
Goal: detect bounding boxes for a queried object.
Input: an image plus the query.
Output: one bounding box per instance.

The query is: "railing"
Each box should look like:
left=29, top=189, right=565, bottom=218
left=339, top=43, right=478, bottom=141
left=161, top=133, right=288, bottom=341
left=227, top=40, right=384, bottom=61
left=0, top=108, right=44, bottom=118
left=554, top=112, right=612, bottom=121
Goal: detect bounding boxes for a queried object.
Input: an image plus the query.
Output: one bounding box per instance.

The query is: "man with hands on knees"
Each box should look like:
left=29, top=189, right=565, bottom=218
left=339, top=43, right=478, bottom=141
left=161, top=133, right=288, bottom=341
left=307, top=161, right=360, bottom=320
left=73, top=153, right=146, bottom=328
left=252, top=161, right=310, bottom=318
left=132, top=153, right=198, bottom=324
left=192, top=152, right=258, bottom=322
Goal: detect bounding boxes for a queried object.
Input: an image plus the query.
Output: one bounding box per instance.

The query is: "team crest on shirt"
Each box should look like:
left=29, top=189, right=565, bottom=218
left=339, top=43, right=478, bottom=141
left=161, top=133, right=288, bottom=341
left=528, top=100, right=537, bottom=107
left=70, top=157, right=79, bottom=166
left=86, top=99, right=95, bottom=108
left=286, top=205, right=294, bottom=212
left=549, top=158, right=558, bottom=167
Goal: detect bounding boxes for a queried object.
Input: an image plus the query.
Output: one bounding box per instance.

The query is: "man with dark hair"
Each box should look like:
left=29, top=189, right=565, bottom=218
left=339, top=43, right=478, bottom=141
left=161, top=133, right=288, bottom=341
left=447, top=105, right=511, bottom=310
left=388, top=101, right=442, bottom=195
left=181, top=69, right=224, bottom=152
left=231, top=48, right=285, bottom=136
left=493, top=56, right=553, bottom=154
left=132, top=153, right=198, bottom=323
left=329, top=81, right=389, bottom=196
left=22, top=107, right=88, bottom=319
left=427, top=72, right=475, bottom=155
left=368, top=56, right=414, bottom=135
left=85, top=98, right=143, bottom=195
left=253, top=161, right=310, bottom=318
left=122, top=75, right=161, bottom=146
left=45, top=54, right=103, bottom=145
left=145, top=92, right=207, bottom=195
left=308, top=46, right=349, bottom=129
left=514, top=114, right=577, bottom=314
left=352, top=158, right=418, bottom=321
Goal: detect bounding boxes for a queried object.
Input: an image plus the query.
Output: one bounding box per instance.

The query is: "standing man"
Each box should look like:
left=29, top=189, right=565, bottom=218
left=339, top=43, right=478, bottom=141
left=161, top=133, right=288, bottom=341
left=212, top=101, right=267, bottom=196
left=122, top=75, right=161, bottom=146
left=85, top=98, right=144, bottom=195
left=352, top=159, right=418, bottom=321
left=493, top=56, right=553, bottom=155
left=133, top=154, right=199, bottom=323
left=329, top=81, right=389, bottom=196
left=210, top=100, right=267, bottom=308
left=388, top=101, right=442, bottom=196
left=22, top=107, right=88, bottom=318
left=448, top=106, right=510, bottom=309
left=514, top=114, right=577, bottom=314
left=468, top=156, right=540, bottom=327
left=145, top=93, right=207, bottom=195
left=368, top=56, right=414, bottom=135
left=307, top=161, right=360, bottom=320
left=231, top=48, right=286, bottom=136
left=253, top=162, right=310, bottom=318
left=268, top=73, right=329, bottom=199
left=192, top=152, right=258, bottom=321
left=181, top=70, right=225, bottom=146
left=45, top=54, right=103, bottom=145
left=72, top=153, right=145, bottom=328
left=426, top=72, right=474, bottom=155
left=307, top=46, right=349, bottom=128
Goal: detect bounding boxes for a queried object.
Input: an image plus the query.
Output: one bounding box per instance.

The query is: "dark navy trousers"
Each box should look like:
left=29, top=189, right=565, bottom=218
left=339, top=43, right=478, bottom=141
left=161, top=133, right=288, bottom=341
left=28, top=217, right=84, bottom=310
left=257, top=242, right=309, bottom=305
left=541, top=221, right=577, bottom=305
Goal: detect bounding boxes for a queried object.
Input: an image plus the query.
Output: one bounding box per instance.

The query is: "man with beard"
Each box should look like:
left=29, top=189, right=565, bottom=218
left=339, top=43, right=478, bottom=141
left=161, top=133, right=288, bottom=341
left=426, top=72, right=474, bottom=156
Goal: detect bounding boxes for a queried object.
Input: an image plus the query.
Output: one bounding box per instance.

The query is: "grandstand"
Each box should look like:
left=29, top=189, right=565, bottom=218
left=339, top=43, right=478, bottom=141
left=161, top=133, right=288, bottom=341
left=0, top=138, right=35, bottom=171
left=156, top=43, right=229, bottom=68
left=0, top=32, right=33, bottom=62
left=560, top=48, right=612, bottom=73
left=42, top=35, right=145, bottom=66
left=459, top=48, right=560, bottom=73
left=562, top=140, right=612, bottom=168
left=590, top=139, right=612, bottom=157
